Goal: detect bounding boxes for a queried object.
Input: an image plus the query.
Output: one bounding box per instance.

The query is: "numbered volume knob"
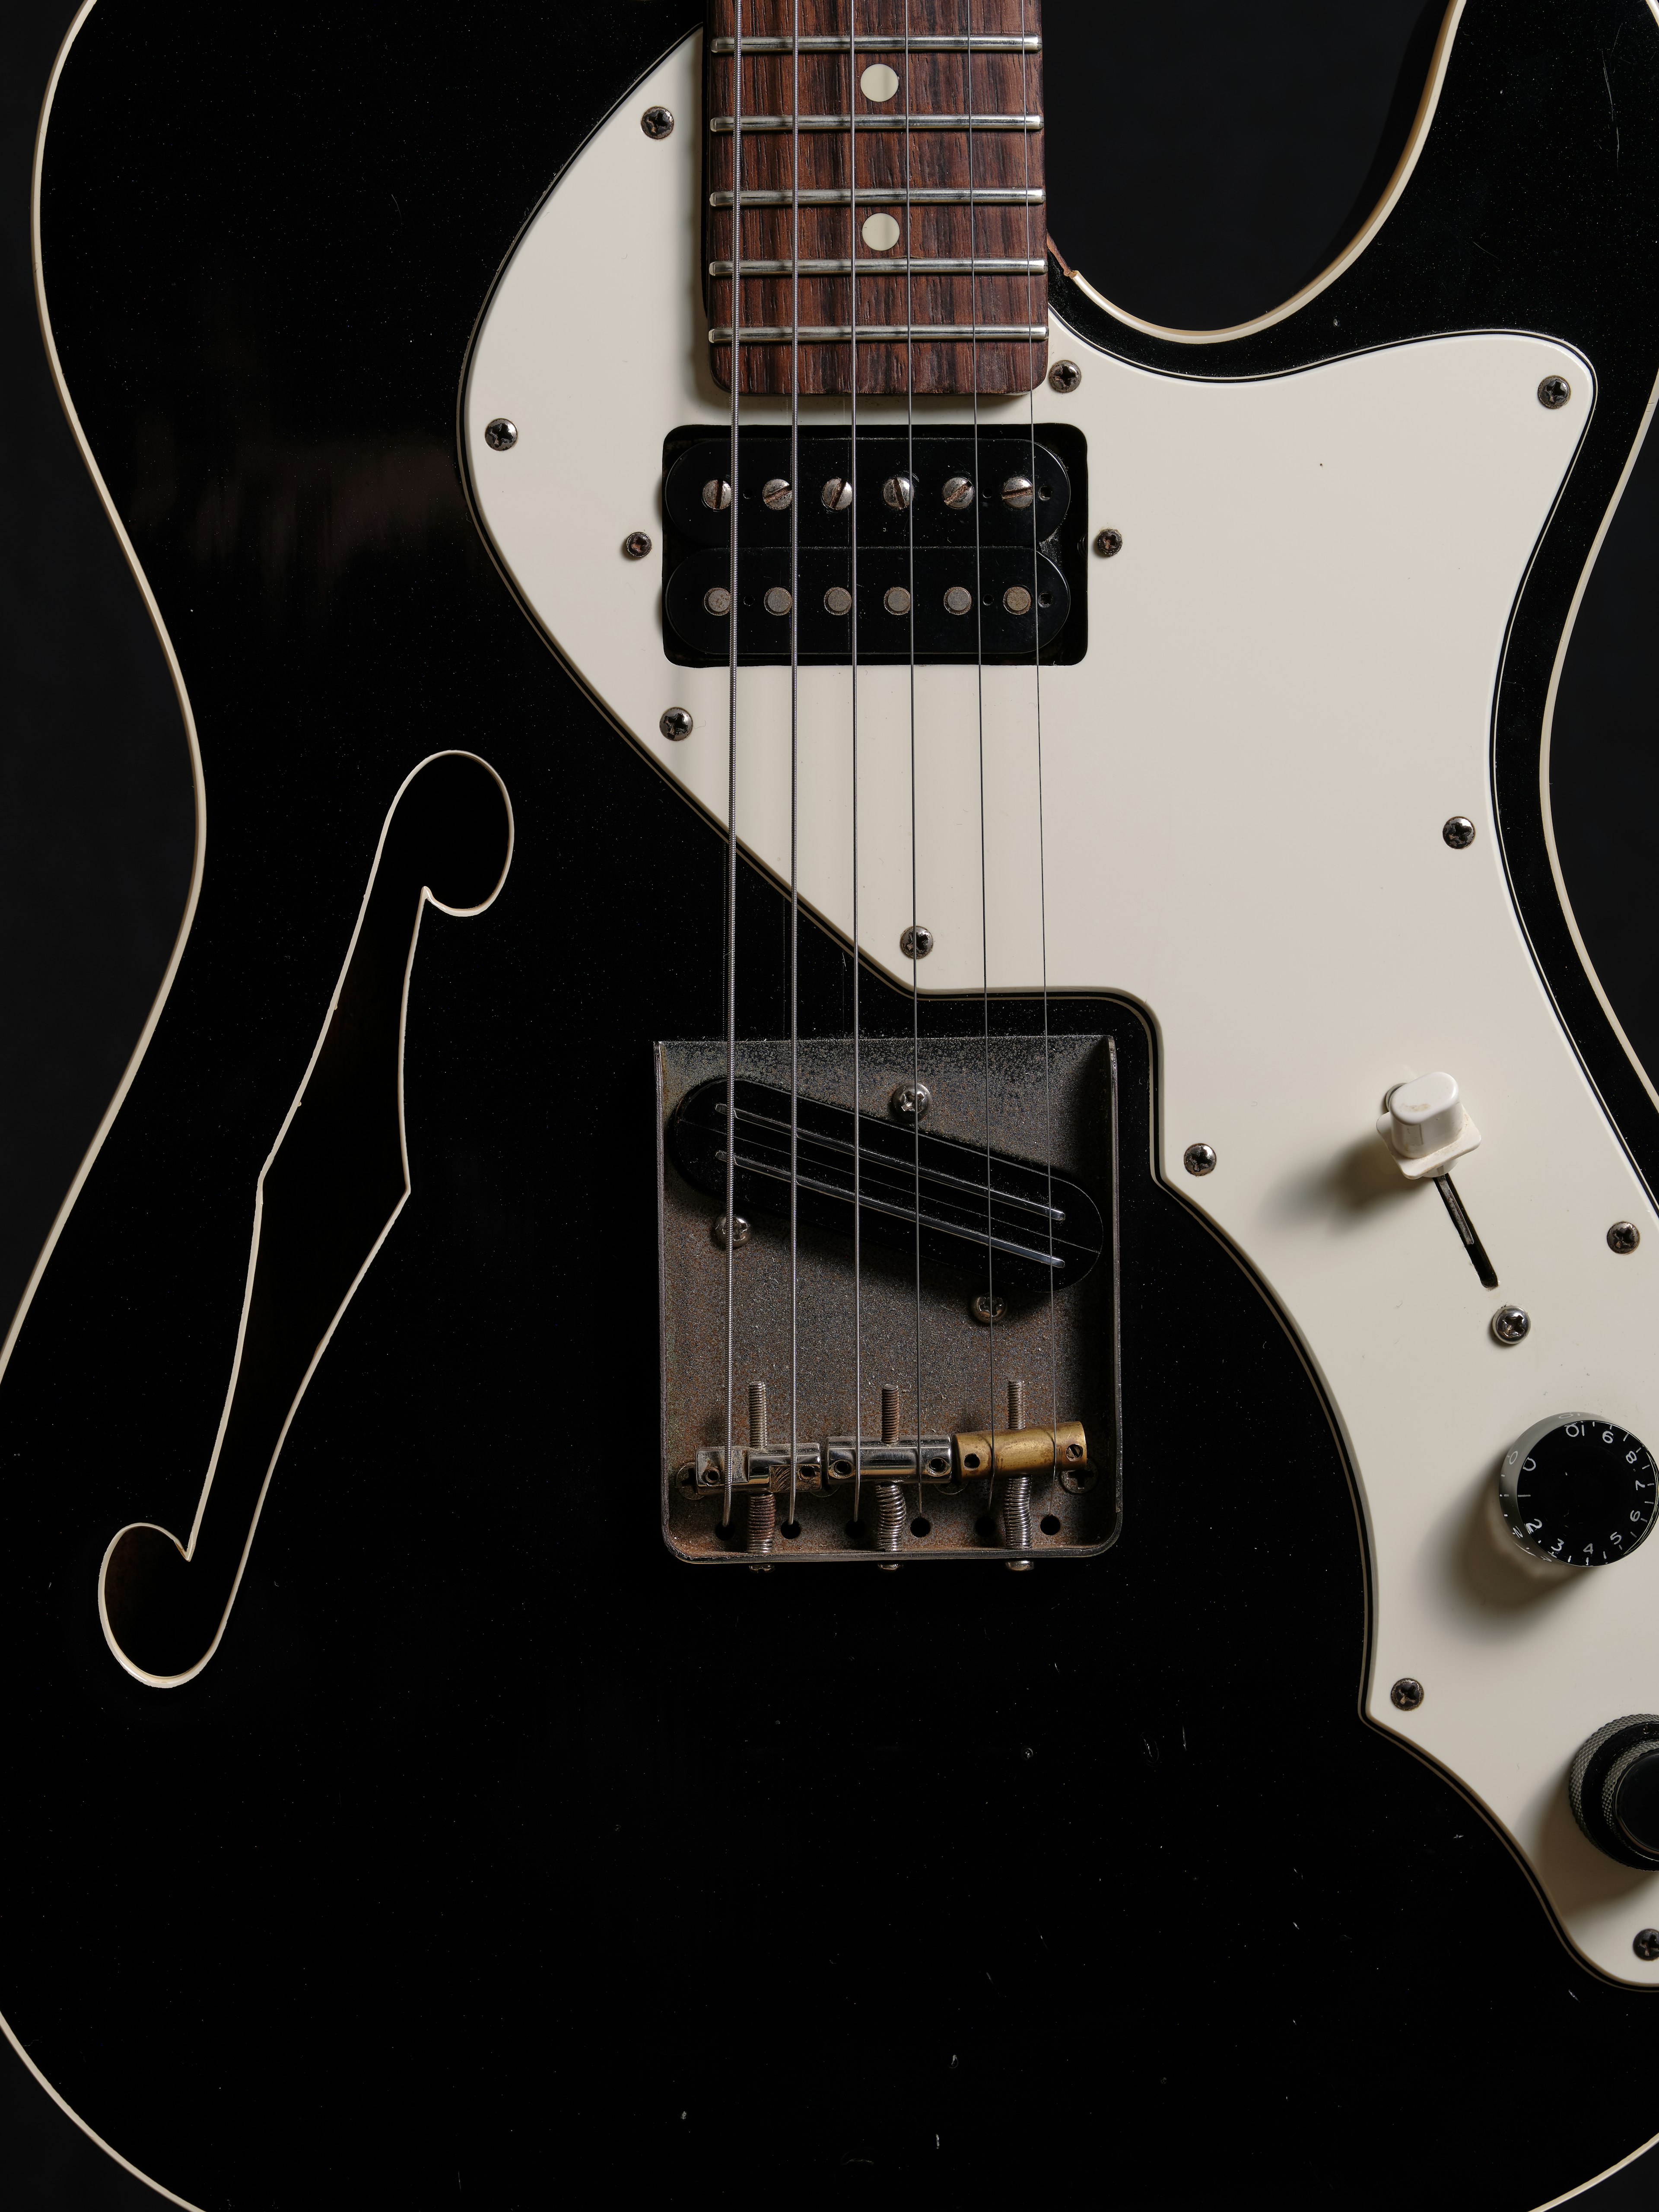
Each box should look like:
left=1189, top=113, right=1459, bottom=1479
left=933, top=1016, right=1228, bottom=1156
left=1498, top=1414, right=1658, bottom=1567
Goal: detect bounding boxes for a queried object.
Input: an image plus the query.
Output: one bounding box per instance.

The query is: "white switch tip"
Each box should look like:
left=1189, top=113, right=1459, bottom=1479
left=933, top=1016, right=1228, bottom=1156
left=1387, top=1071, right=1462, bottom=1155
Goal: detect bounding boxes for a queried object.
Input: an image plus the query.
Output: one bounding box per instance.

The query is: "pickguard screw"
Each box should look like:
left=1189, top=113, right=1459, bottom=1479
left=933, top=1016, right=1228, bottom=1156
left=1634, top=1929, right=1659, bottom=1962
left=1492, top=1305, right=1531, bottom=1344
left=1443, top=816, right=1475, bottom=849
left=660, top=707, right=693, bottom=741
left=1183, top=1143, right=1217, bottom=1176
left=623, top=531, right=652, bottom=559
left=483, top=418, right=517, bottom=451
left=970, top=1291, right=1005, bottom=1325
left=703, top=586, right=733, bottom=617
left=1049, top=359, right=1082, bottom=394
left=1609, top=1221, right=1641, bottom=1254
left=900, top=923, right=933, bottom=959
left=713, top=1215, right=751, bottom=1249
left=1093, top=527, right=1122, bottom=557
left=890, top=1081, right=931, bottom=1121
left=1538, top=375, right=1571, bottom=409
left=642, top=105, right=675, bottom=139
left=1391, top=1678, right=1425, bottom=1711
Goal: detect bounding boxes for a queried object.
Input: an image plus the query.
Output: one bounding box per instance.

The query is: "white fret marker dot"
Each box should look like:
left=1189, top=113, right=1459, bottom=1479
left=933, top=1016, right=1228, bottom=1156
left=861, top=212, right=901, bottom=252
left=860, top=63, right=900, bottom=102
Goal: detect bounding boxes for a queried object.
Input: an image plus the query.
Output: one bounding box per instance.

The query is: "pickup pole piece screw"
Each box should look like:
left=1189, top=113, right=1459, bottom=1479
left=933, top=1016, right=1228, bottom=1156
left=746, top=1382, right=775, bottom=1558
left=871, top=1386, right=906, bottom=1567
left=1183, top=1143, right=1217, bottom=1176
left=890, top=1082, right=931, bottom=1121
left=1001, top=474, right=1034, bottom=509
left=900, top=923, right=933, bottom=959
left=821, top=476, right=853, bottom=511
left=1049, top=359, right=1082, bottom=393
left=1093, top=528, right=1123, bottom=557
left=660, top=707, right=693, bottom=741
left=943, top=585, right=973, bottom=616
left=884, top=585, right=912, bottom=617
left=1492, top=1305, right=1531, bottom=1344
left=883, top=473, right=914, bottom=509
left=1610, top=1221, right=1641, bottom=1253
left=1001, top=1377, right=1034, bottom=1570
left=702, top=477, right=731, bottom=511
left=1002, top=585, right=1033, bottom=616
left=713, top=1214, right=750, bottom=1249
left=764, top=586, right=793, bottom=617
left=1635, top=1929, right=1659, bottom=1962
left=761, top=477, right=793, bottom=510
left=642, top=105, right=675, bottom=139
left=703, top=586, right=733, bottom=617
left=942, top=475, right=974, bottom=510
left=1443, top=816, right=1476, bottom=849
left=823, top=585, right=852, bottom=617
left=1538, top=375, right=1571, bottom=409
left=623, top=531, right=652, bottom=559
left=1391, top=1678, right=1425, bottom=1711
left=483, top=418, right=517, bottom=451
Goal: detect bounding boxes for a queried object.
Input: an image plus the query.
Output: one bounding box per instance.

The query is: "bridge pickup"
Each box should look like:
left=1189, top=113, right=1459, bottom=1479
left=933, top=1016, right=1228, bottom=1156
left=669, top=1076, right=1104, bottom=1292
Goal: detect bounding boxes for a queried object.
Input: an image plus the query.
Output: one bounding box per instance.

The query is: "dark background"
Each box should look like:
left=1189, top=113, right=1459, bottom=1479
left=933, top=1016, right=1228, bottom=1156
left=3, top=0, right=1657, bottom=2201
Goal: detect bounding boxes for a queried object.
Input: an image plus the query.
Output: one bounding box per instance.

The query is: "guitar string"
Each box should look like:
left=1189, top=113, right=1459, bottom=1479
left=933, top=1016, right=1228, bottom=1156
left=905, top=0, right=922, bottom=1505
left=1021, top=0, right=1058, bottom=1481
left=849, top=0, right=864, bottom=1527
left=724, top=0, right=745, bottom=1532
left=788, top=0, right=801, bottom=1532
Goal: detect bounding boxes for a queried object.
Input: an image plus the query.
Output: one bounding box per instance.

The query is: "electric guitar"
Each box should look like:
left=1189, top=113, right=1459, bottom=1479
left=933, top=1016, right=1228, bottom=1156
left=17, top=0, right=1659, bottom=2202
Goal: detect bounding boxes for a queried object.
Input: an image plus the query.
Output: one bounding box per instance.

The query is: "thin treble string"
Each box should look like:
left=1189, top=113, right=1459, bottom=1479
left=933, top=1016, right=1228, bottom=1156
left=788, top=0, right=801, bottom=1530
left=849, top=0, right=864, bottom=1523
left=724, top=0, right=746, bottom=1532
left=905, top=0, right=921, bottom=1489
left=1020, top=0, right=1057, bottom=1466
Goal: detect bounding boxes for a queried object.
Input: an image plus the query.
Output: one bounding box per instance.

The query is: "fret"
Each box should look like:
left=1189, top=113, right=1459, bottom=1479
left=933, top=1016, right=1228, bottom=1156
left=711, top=114, right=1043, bottom=133
left=709, top=187, right=1046, bottom=206
left=709, top=34, right=1042, bottom=51
left=710, top=324, right=1051, bottom=343
left=710, top=257, right=1048, bottom=276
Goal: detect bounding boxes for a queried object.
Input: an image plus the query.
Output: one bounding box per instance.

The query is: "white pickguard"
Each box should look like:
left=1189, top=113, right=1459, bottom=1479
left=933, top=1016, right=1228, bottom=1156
left=462, top=32, right=1659, bottom=1986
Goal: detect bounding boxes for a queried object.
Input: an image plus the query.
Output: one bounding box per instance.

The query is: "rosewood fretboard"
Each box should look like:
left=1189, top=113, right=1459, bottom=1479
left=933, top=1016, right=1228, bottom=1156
left=703, top=0, right=1047, bottom=395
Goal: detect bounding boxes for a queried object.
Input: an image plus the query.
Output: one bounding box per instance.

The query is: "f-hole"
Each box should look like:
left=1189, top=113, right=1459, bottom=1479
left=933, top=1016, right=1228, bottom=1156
left=99, top=751, right=514, bottom=1686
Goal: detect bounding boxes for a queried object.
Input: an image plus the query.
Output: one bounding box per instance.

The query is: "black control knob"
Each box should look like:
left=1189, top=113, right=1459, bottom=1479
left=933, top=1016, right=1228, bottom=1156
left=1498, top=1414, right=1657, bottom=1567
left=1569, top=1716, right=1659, bottom=1868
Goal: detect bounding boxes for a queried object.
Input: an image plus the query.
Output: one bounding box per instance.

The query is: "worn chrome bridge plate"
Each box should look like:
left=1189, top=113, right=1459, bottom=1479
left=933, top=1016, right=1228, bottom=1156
left=658, top=1034, right=1119, bottom=1564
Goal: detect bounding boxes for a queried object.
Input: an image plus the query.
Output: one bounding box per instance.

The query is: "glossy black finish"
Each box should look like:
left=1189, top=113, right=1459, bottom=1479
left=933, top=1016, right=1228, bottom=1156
left=13, top=2, right=1659, bottom=2205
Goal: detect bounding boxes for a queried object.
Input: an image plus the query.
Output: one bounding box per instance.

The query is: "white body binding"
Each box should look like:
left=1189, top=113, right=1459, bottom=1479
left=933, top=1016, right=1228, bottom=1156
left=463, top=31, right=1659, bottom=1988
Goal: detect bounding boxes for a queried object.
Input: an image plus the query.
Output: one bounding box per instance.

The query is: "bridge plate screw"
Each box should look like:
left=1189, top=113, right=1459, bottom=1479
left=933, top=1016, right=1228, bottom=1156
left=1391, top=1678, right=1425, bottom=1711
left=1093, top=528, right=1123, bottom=557
left=641, top=105, right=675, bottom=139
left=1609, top=1221, right=1641, bottom=1254
left=970, top=1292, right=1006, bottom=1325
left=890, top=1081, right=931, bottom=1121
left=1538, top=375, right=1571, bottom=409
left=1492, top=1305, right=1531, bottom=1344
left=660, top=707, right=693, bottom=741
left=483, top=418, right=517, bottom=451
left=1183, top=1143, right=1217, bottom=1176
left=713, top=1215, right=751, bottom=1249
left=1049, top=359, right=1082, bottom=394
left=1443, top=815, right=1475, bottom=849
left=623, top=531, right=652, bottom=559
left=900, top=923, right=933, bottom=959
left=1635, top=1929, right=1659, bottom=1962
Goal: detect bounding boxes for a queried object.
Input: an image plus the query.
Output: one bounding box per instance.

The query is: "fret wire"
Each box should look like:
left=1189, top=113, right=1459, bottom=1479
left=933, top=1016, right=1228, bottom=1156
left=710, top=33, right=1041, bottom=49
left=710, top=323, right=1050, bottom=340
left=710, top=257, right=1048, bottom=274
left=710, top=186, right=1044, bottom=204
left=710, top=114, right=1042, bottom=132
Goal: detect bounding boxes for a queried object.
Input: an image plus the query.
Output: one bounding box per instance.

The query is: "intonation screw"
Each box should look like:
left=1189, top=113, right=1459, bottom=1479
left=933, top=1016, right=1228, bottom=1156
left=1391, top=1678, right=1425, bottom=1711
left=900, top=923, right=933, bottom=959
left=660, top=707, right=693, bottom=741
left=1635, top=1929, right=1659, bottom=1962
left=484, top=418, right=517, bottom=451
left=1093, top=528, right=1123, bottom=557
left=623, top=531, right=652, bottom=559
left=890, top=1081, right=931, bottom=1121
left=1491, top=1305, right=1531, bottom=1344
left=746, top=1382, right=775, bottom=1564
left=641, top=106, right=675, bottom=140
left=1538, top=375, right=1571, bottom=409
left=1609, top=1221, right=1641, bottom=1254
left=871, top=1386, right=906, bottom=1567
left=1049, top=359, right=1082, bottom=394
left=1001, top=1377, right=1033, bottom=1571
left=1443, top=816, right=1476, bottom=849
left=1183, top=1143, right=1217, bottom=1176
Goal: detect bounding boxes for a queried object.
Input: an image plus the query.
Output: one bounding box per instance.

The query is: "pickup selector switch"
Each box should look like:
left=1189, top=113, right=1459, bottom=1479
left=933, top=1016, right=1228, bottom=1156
left=1498, top=1414, right=1658, bottom=1567
left=1570, top=1716, right=1659, bottom=1869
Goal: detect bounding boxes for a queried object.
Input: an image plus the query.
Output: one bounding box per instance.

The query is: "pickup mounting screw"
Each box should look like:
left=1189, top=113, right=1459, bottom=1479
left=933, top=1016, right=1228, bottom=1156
left=660, top=707, right=693, bottom=741
left=623, top=531, right=652, bottom=559
left=713, top=1214, right=751, bottom=1249
left=900, top=923, right=933, bottom=959
left=1609, top=1221, right=1641, bottom=1254
left=1093, top=528, right=1122, bottom=557
left=1635, top=1929, right=1659, bottom=1962
left=1183, top=1143, right=1217, bottom=1176
left=483, top=418, right=517, bottom=451
left=1538, top=375, right=1571, bottom=409
left=1443, top=816, right=1476, bottom=849
left=1492, top=1305, right=1531, bottom=1344
left=641, top=105, right=675, bottom=139
left=1049, top=359, right=1082, bottom=394
left=890, top=1081, right=931, bottom=1121
left=1391, top=1678, right=1425, bottom=1711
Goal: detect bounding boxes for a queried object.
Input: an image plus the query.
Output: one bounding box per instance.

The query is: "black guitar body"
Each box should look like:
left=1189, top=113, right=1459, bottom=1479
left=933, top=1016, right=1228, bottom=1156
left=13, top=2, right=1659, bottom=2203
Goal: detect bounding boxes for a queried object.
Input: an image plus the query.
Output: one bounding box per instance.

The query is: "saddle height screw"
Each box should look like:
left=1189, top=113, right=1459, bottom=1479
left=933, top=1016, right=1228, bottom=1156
left=1443, top=816, right=1476, bottom=849
left=660, top=707, right=693, bottom=741
left=1538, top=375, right=1571, bottom=409
left=746, top=1382, right=775, bottom=1565
left=1183, top=1143, right=1217, bottom=1176
left=641, top=105, right=675, bottom=139
left=871, top=1386, right=906, bottom=1568
left=1001, top=1378, right=1034, bottom=1571
left=1609, top=1221, right=1641, bottom=1254
left=1492, top=1305, right=1531, bottom=1345
left=623, top=531, right=653, bottom=559
left=1093, top=528, right=1123, bottom=557
left=1391, top=1678, right=1426, bottom=1711
left=1635, top=1929, right=1659, bottom=1962
left=1049, top=359, right=1083, bottom=394
left=900, top=924, right=933, bottom=959
left=483, top=418, right=517, bottom=451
